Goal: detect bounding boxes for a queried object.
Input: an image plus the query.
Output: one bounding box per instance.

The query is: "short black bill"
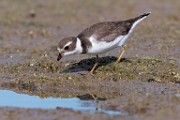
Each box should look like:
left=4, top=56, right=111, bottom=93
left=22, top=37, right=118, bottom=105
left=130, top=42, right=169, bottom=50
left=57, top=53, right=62, bottom=61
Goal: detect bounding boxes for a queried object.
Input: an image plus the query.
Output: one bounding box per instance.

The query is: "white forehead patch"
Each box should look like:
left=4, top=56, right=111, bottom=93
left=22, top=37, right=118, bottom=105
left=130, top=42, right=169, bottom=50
left=64, top=41, right=72, bottom=48
left=57, top=47, right=63, bottom=52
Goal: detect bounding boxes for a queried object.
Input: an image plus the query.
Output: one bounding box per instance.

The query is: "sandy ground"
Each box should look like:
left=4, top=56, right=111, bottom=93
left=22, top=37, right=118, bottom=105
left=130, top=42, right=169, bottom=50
left=0, top=0, right=180, bottom=120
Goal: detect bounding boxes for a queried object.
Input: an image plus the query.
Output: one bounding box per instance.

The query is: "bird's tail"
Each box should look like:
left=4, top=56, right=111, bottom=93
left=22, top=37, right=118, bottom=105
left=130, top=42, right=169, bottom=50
left=126, top=12, right=151, bottom=34
left=136, top=12, right=151, bottom=20
left=130, top=12, right=151, bottom=28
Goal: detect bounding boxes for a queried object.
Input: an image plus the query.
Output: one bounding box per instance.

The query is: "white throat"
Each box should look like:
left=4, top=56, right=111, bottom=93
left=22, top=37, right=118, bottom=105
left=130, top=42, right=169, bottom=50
left=63, top=37, right=83, bottom=56
left=76, top=37, right=83, bottom=54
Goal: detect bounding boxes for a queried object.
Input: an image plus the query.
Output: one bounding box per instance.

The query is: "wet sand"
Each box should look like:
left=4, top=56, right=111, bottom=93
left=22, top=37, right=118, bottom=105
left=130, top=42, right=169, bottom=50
left=0, top=0, right=180, bottom=120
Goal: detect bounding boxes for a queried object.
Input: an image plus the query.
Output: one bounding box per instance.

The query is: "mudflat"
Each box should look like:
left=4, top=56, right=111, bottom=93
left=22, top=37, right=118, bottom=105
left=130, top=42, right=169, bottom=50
left=0, top=0, right=179, bottom=120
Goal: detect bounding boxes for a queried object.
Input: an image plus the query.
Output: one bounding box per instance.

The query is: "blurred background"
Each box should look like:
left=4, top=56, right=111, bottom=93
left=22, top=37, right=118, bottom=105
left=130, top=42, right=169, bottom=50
left=0, top=1, right=179, bottom=120
left=0, top=0, right=179, bottom=61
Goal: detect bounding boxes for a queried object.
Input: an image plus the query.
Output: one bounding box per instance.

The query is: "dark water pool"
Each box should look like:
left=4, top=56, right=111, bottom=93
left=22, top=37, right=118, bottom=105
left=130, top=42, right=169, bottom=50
left=0, top=90, right=120, bottom=116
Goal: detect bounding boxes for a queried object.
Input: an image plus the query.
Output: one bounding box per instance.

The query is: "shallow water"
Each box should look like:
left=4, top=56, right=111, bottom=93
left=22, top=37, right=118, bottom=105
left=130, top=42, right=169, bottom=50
left=0, top=90, right=120, bottom=116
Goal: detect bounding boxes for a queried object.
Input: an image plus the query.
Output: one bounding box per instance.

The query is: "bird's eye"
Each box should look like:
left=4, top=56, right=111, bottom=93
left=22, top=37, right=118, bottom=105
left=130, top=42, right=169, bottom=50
left=64, top=46, right=69, bottom=50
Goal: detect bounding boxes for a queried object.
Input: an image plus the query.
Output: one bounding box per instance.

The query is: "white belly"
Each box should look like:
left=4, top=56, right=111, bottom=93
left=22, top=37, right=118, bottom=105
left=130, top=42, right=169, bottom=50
left=87, top=35, right=129, bottom=54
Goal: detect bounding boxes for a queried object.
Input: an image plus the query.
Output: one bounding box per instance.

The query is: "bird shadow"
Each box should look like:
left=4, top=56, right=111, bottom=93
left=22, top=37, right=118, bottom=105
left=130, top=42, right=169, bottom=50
left=61, top=56, right=128, bottom=74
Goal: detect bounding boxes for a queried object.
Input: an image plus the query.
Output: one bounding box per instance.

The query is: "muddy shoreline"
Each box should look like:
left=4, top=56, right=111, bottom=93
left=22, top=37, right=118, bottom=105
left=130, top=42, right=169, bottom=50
left=0, top=0, right=180, bottom=120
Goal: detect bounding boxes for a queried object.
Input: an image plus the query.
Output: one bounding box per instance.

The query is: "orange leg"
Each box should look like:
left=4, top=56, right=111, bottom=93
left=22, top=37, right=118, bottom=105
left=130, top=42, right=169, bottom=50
left=91, top=94, right=97, bottom=100
left=90, top=55, right=99, bottom=75
left=116, top=45, right=127, bottom=64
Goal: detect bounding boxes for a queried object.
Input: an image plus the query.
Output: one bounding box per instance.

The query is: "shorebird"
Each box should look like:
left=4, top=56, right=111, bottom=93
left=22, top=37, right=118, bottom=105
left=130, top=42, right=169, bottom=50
left=57, top=12, right=151, bottom=74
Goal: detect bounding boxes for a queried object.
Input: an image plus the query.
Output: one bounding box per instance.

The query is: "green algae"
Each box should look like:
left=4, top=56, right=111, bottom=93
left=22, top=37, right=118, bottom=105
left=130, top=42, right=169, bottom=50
left=1, top=57, right=179, bottom=99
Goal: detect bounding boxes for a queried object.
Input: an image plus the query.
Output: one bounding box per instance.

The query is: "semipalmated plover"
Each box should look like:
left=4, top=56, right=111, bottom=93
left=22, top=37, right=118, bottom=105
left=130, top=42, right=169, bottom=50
left=57, top=12, right=151, bottom=74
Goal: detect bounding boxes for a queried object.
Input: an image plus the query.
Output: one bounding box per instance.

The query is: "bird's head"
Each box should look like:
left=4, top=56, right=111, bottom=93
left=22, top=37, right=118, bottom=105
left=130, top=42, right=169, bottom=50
left=57, top=37, right=82, bottom=61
